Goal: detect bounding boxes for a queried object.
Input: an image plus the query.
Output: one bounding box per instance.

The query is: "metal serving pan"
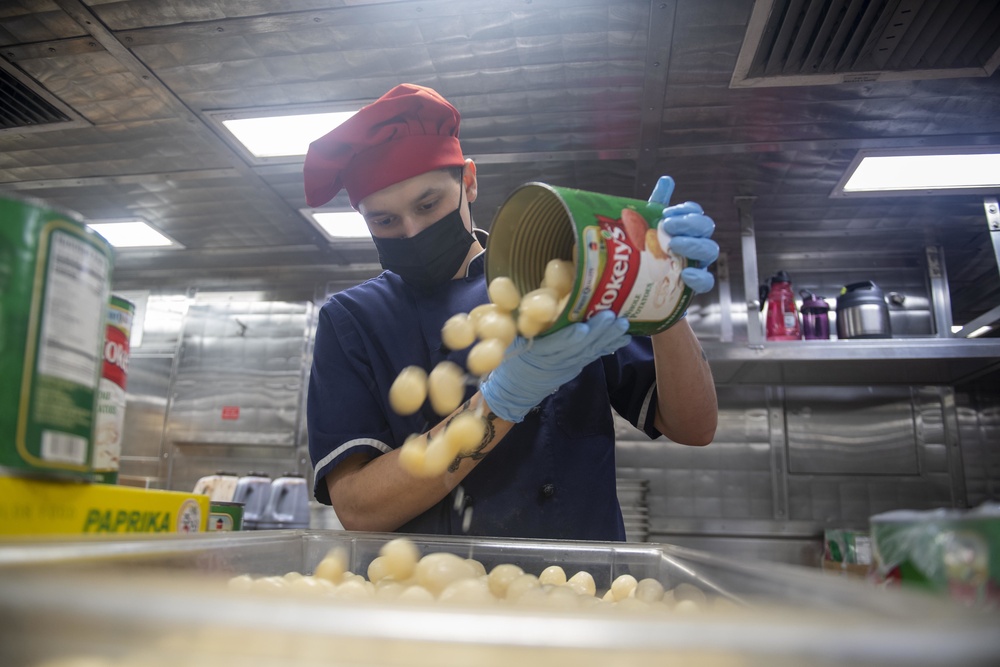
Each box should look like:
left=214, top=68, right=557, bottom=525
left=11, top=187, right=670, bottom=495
left=1, top=530, right=997, bottom=667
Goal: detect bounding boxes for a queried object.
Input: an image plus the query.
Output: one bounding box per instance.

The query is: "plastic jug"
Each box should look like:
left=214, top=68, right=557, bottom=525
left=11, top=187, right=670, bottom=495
left=192, top=471, right=239, bottom=502
left=257, top=474, right=310, bottom=530
left=760, top=271, right=801, bottom=341
left=800, top=290, right=831, bottom=340
left=231, top=473, right=272, bottom=530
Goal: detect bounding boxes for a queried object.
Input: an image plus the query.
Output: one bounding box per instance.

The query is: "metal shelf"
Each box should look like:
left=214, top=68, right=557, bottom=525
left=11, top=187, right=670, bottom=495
left=704, top=338, right=1000, bottom=386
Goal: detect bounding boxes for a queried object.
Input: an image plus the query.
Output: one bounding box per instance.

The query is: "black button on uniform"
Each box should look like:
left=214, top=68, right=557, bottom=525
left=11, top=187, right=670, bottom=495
left=540, top=483, right=555, bottom=499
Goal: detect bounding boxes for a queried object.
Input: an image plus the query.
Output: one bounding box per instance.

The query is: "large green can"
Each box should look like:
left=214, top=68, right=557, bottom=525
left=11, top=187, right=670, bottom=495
left=0, top=194, right=114, bottom=478
left=486, top=183, right=694, bottom=336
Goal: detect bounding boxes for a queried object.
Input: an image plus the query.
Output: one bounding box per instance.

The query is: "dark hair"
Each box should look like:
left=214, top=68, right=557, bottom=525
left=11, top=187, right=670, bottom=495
left=444, top=165, right=464, bottom=182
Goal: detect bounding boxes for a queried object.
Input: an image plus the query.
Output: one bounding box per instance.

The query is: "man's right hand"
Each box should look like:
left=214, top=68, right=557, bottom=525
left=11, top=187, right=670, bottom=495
left=479, top=310, right=630, bottom=423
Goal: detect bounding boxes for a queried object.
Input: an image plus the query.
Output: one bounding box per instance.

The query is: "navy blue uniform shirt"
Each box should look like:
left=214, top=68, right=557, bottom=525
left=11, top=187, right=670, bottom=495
left=307, top=250, right=662, bottom=541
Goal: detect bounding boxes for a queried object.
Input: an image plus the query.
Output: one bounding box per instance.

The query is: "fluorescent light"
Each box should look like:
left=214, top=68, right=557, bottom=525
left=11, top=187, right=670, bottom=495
left=951, top=325, right=964, bottom=334
left=966, top=325, right=993, bottom=339
left=223, top=112, right=356, bottom=158
left=87, top=221, right=178, bottom=248
left=302, top=210, right=372, bottom=240
left=834, top=148, right=1000, bottom=196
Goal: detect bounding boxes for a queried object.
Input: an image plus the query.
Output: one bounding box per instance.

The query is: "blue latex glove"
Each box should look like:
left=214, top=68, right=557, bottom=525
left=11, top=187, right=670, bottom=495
left=651, top=176, right=719, bottom=294
left=480, top=310, right=630, bottom=423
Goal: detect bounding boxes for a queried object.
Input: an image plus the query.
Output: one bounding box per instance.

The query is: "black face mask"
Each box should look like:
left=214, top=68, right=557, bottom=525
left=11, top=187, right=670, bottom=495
left=372, top=188, right=475, bottom=291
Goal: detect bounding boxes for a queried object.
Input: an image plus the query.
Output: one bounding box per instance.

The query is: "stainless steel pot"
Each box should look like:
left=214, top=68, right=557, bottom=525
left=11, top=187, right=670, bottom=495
left=836, top=281, right=891, bottom=339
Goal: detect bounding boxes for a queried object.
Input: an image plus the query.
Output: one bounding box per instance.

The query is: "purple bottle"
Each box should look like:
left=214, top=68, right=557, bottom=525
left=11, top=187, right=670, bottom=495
left=800, top=290, right=830, bottom=340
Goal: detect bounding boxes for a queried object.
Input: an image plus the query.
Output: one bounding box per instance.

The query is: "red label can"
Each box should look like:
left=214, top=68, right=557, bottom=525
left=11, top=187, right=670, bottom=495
left=93, top=295, right=134, bottom=483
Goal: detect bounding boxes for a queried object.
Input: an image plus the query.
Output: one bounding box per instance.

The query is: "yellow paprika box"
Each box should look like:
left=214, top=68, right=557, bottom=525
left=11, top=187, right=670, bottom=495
left=0, top=475, right=208, bottom=536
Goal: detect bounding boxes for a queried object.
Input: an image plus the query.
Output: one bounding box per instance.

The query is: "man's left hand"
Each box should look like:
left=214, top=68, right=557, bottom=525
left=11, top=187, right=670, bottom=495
left=649, top=175, right=719, bottom=294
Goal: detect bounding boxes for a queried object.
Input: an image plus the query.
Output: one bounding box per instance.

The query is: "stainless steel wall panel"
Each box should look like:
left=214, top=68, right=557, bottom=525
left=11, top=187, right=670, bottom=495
left=956, top=386, right=1000, bottom=507
left=120, top=294, right=188, bottom=354
left=786, top=477, right=954, bottom=524
left=617, top=386, right=777, bottom=527
left=164, top=298, right=309, bottom=449
left=784, top=386, right=920, bottom=476
left=119, top=355, right=173, bottom=460
left=616, top=379, right=973, bottom=565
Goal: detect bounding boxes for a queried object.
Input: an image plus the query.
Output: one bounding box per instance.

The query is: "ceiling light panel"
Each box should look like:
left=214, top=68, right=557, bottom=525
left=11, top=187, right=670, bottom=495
left=832, top=148, right=1000, bottom=197
left=87, top=221, right=180, bottom=249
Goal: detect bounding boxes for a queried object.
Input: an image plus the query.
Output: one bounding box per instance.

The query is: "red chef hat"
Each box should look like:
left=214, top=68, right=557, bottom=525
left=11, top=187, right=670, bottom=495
left=303, top=84, right=465, bottom=209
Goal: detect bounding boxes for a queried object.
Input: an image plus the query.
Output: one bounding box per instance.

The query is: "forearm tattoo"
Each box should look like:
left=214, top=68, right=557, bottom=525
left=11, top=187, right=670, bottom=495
left=446, top=401, right=500, bottom=472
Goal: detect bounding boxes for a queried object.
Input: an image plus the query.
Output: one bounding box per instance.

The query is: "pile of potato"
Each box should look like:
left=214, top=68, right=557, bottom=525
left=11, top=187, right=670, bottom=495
left=227, top=537, right=720, bottom=614
left=387, top=259, right=576, bottom=477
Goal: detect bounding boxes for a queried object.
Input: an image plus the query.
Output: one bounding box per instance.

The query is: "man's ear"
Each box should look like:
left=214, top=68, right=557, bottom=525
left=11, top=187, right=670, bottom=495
left=463, top=159, right=478, bottom=204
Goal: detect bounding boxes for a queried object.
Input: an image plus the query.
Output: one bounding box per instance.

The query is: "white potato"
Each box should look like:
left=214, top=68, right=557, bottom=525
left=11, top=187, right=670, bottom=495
left=466, top=338, right=506, bottom=376
left=313, top=548, right=348, bottom=584
left=475, top=311, right=517, bottom=346
left=428, top=361, right=465, bottom=415
left=488, top=276, right=521, bottom=311
left=504, top=573, right=540, bottom=602
left=517, top=311, right=548, bottom=338
left=610, top=574, right=638, bottom=601
left=367, top=556, right=392, bottom=584
left=635, top=577, right=665, bottom=603
left=541, top=259, right=575, bottom=298
left=388, top=366, right=427, bottom=416
left=438, top=577, right=494, bottom=605
left=566, top=570, right=596, bottom=597
left=379, top=537, right=420, bottom=581
left=397, top=585, right=435, bottom=603
left=415, top=552, right=478, bottom=596
left=441, top=313, right=476, bottom=350
left=484, top=563, right=522, bottom=599
left=538, top=565, right=567, bottom=586
left=468, top=303, right=503, bottom=330
left=423, top=432, right=458, bottom=475
left=443, top=412, right=485, bottom=455
left=519, top=288, right=559, bottom=324
left=397, top=436, right=431, bottom=477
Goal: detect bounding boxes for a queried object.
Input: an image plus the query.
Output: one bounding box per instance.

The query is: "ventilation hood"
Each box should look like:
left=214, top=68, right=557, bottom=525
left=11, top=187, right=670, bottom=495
left=731, top=0, right=1000, bottom=88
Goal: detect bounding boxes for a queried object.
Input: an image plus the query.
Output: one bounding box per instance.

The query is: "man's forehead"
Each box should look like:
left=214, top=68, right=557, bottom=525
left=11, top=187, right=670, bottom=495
left=358, top=170, right=455, bottom=213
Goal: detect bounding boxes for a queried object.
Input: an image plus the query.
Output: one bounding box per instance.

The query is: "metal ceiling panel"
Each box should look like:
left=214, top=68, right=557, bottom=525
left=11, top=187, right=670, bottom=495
left=0, top=0, right=996, bottom=327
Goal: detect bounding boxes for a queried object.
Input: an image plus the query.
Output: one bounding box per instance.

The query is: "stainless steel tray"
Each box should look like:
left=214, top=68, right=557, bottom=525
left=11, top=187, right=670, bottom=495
left=1, top=530, right=997, bottom=667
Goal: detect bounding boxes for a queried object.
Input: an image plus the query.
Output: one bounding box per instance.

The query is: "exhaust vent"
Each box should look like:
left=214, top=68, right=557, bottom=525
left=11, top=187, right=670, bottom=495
left=0, top=58, right=86, bottom=133
left=732, top=0, right=1000, bottom=88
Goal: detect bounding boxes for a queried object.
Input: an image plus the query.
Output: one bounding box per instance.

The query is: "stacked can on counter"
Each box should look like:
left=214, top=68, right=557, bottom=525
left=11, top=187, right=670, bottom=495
left=92, top=295, right=135, bottom=484
left=0, top=194, right=114, bottom=479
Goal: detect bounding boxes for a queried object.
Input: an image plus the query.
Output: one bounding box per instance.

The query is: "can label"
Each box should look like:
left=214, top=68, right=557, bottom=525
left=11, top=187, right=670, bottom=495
left=486, top=183, right=693, bottom=336
left=0, top=196, right=113, bottom=477
left=93, top=295, right=135, bottom=482
left=569, top=212, right=686, bottom=327
left=209, top=501, right=244, bottom=531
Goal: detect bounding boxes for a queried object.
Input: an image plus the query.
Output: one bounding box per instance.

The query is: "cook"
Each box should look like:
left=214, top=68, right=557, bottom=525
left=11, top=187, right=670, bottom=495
left=303, top=84, right=719, bottom=540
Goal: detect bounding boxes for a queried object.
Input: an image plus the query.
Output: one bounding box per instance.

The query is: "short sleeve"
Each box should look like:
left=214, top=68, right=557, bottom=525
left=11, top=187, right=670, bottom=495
left=602, top=336, right=661, bottom=439
left=307, top=300, right=393, bottom=505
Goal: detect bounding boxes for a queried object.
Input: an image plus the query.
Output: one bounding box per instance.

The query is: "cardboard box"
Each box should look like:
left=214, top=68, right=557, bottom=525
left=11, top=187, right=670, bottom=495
left=0, top=475, right=208, bottom=536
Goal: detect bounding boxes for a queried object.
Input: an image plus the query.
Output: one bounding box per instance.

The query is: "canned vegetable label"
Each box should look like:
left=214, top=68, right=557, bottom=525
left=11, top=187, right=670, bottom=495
left=0, top=195, right=113, bottom=476
left=93, top=295, right=135, bottom=483
left=209, top=501, right=244, bottom=531
left=486, top=183, right=693, bottom=336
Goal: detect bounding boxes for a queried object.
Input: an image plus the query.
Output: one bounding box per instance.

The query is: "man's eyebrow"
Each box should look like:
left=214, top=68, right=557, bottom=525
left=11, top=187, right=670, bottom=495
left=363, top=186, right=445, bottom=219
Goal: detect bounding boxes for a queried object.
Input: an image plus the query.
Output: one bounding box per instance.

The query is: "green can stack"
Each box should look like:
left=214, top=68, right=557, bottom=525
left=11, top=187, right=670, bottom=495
left=0, top=194, right=113, bottom=478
